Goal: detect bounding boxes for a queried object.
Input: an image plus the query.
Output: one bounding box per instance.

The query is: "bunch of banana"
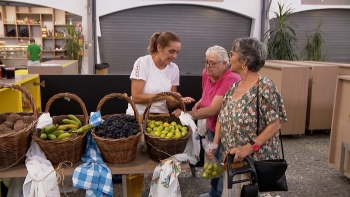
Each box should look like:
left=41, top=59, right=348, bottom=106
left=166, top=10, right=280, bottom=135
left=39, top=114, right=94, bottom=141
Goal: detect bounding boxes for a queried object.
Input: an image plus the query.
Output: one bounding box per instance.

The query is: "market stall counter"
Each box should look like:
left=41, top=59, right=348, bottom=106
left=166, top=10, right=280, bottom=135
left=27, top=60, right=78, bottom=75
left=0, top=149, right=190, bottom=197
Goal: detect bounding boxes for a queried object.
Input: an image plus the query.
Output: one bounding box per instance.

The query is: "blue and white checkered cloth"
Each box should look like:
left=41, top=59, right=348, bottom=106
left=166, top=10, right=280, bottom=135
left=72, top=111, right=113, bottom=197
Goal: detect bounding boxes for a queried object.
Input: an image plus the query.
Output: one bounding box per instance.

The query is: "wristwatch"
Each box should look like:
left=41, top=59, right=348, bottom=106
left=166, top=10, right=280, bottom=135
left=249, top=140, right=260, bottom=152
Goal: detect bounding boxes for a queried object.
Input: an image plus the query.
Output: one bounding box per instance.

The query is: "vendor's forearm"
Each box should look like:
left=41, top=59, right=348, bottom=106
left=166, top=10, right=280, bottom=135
left=132, top=93, right=158, bottom=104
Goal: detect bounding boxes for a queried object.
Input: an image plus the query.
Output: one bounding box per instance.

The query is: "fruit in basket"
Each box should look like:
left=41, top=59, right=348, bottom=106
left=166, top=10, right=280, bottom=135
left=95, top=114, right=140, bottom=139
left=61, top=119, right=80, bottom=126
left=38, top=115, right=93, bottom=140
left=47, top=134, right=57, bottom=140
left=57, top=133, right=72, bottom=140
left=146, top=120, right=188, bottom=139
left=67, top=114, right=82, bottom=127
left=44, top=124, right=59, bottom=134
left=40, top=133, right=47, bottom=139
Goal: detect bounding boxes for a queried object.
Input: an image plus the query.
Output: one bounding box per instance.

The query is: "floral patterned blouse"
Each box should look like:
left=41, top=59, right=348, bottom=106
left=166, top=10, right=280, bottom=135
left=217, top=76, right=287, bottom=161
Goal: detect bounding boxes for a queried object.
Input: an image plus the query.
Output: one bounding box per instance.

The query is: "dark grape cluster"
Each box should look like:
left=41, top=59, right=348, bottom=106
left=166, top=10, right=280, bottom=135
left=96, top=114, right=140, bottom=139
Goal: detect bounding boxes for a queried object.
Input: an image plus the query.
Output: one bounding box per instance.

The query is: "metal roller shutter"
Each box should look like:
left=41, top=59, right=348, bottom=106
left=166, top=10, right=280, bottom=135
left=99, top=4, right=252, bottom=75
left=269, top=9, right=350, bottom=63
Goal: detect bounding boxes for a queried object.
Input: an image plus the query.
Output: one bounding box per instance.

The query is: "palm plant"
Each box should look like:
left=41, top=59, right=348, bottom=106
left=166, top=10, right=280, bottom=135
left=301, top=19, right=328, bottom=61
left=62, top=25, right=83, bottom=73
left=265, top=2, right=298, bottom=60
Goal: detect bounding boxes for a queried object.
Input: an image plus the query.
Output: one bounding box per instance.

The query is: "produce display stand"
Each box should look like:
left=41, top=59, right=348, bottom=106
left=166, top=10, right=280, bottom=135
left=268, top=60, right=339, bottom=132
left=28, top=60, right=78, bottom=75
left=328, top=75, right=350, bottom=179
left=0, top=149, right=190, bottom=197
left=260, top=61, right=309, bottom=135
left=0, top=74, right=41, bottom=113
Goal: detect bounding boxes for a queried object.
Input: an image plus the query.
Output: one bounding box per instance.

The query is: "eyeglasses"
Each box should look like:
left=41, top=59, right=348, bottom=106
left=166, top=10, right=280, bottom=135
left=228, top=51, right=233, bottom=59
left=202, top=60, right=222, bottom=67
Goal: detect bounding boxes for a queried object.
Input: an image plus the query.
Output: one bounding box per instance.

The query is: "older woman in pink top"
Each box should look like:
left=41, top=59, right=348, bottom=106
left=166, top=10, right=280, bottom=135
left=172, top=45, right=240, bottom=197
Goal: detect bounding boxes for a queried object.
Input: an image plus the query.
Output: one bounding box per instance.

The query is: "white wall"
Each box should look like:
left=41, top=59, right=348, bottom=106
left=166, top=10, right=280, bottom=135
left=95, top=0, right=263, bottom=63
left=269, top=0, right=350, bottom=19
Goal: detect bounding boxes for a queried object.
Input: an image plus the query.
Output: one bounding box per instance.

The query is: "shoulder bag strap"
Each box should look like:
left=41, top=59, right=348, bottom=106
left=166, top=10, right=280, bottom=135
left=256, top=80, right=285, bottom=160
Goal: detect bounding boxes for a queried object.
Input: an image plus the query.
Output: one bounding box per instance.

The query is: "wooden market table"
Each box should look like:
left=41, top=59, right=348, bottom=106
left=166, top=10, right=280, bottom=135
left=0, top=150, right=191, bottom=197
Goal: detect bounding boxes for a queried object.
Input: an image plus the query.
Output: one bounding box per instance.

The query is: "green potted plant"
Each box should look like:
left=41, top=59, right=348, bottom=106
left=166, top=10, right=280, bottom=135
left=62, top=24, right=83, bottom=73
left=264, top=2, right=298, bottom=60
left=301, top=19, right=328, bottom=61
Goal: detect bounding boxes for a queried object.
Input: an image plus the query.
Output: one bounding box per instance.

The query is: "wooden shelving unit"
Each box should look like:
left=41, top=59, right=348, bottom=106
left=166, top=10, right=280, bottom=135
left=0, top=5, right=82, bottom=65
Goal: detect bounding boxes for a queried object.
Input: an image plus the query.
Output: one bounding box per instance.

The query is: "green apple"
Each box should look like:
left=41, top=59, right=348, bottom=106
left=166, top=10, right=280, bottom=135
left=155, top=121, right=162, bottom=127
left=163, top=122, right=170, bottom=127
left=154, top=131, right=161, bottom=137
left=161, top=130, right=169, bottom=134
left=181, top=131, right=188, bottom=137
left=160, top=134, right=166, bottom=138
left=202, top=172, right=209, bottom=178
left=166, top=132, right=174, bottom=138
left=170, top=121, right=177, bottom=126
left=174, top=132, right=182, bottom=138
left=180, top=127, right=187, bottom=132
left=146, top=128, right=152, bottom=132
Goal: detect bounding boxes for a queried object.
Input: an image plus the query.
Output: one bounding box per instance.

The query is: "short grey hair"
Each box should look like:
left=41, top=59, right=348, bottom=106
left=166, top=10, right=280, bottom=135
left=232, top=37, right=267, bottom=72
left=205, top=45, right=230, bottom=68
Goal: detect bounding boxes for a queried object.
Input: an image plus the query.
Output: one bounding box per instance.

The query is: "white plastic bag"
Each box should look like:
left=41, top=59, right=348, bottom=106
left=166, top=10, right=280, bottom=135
left=35, top=113, right=52, bottom=129
left=197, top=119, right=207, bottom=137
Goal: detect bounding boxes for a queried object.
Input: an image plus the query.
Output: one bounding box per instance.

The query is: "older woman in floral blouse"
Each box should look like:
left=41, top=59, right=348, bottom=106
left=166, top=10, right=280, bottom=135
left=211, top=37, right=287, bottom=196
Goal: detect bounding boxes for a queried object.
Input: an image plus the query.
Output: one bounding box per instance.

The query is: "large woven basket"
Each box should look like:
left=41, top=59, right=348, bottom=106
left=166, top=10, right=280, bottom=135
left=143, top=92, right=191, bottom=161
left=91, top=93, right=143, bottom=164
left=0, top=83, right=38, bottom=170
left=32, top=93, right=88, bottom=165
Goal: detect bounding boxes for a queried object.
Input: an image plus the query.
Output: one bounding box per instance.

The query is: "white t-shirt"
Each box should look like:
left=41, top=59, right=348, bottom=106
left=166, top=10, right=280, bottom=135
left=126, top=55, right=180, bottom=115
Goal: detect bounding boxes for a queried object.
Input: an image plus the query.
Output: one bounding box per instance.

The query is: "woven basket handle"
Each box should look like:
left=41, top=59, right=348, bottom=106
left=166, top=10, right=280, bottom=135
left=0, top=83, right=38, bottom=120
left=44, top=92, right=89, bottom=125
left=142, top=91, right=186, bottom=123
left=96, top=93, right=140, bottom=119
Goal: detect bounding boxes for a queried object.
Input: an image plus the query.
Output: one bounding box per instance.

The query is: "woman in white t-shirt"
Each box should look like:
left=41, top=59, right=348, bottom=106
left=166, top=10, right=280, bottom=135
left=126, top=31, right=194, bottom=115
left=125, top=31, right=194, bottom=197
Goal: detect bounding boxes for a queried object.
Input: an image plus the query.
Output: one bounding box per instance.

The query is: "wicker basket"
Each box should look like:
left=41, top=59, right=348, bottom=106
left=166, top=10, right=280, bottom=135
left=143, top=92, right=191, bottom=161
left=32, top=93, right=88, bottom=165
left=91, top=93, right=143, bottom=164
left=0, top=83, right=38, bottom=170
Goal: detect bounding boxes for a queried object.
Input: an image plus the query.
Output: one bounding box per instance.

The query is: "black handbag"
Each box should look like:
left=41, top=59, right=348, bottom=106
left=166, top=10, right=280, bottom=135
left=254, top=82, right=288, bottom=192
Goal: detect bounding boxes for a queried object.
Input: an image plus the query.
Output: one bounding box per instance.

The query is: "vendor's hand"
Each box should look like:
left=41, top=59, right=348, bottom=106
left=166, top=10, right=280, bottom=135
left=172, top=92, right=182, bottom=98
left=171, top=108, right=183, bottom=118
left=206, top=148, right=217, bottom=160
left=192, top=102, right=201, bottom=111
left=229, top=144, right=252, bottom=163
left=182, top=97, right=195, bottom=104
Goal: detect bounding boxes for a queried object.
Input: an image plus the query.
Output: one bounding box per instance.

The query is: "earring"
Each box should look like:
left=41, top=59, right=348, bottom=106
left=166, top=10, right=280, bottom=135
left=242, top=64, right=246, bottom=70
